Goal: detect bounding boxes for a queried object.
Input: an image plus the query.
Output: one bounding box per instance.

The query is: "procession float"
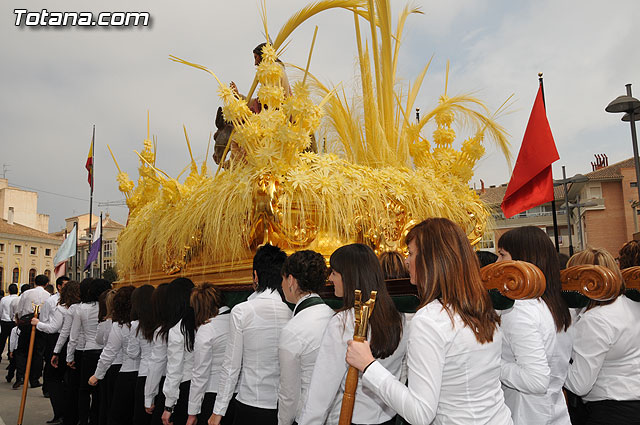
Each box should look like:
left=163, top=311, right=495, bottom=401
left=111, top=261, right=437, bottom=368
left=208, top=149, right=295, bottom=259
left=110, top=0, right=515, bottom=291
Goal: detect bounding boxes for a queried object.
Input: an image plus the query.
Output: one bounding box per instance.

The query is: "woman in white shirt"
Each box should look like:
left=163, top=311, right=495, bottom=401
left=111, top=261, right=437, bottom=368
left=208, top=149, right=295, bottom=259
left=346, top=218, right=513, bottom=425
left=564, top=248, right=640, bottom=424
left=69, top=278, right=112, bottom=425
left=89, top=285, right=139, bottom=425
left=160, top=278, right=195, bottom=425
left=278, top=250, right=335, bottom=425
left=127, top=285, right=155, bottom=425
left=497, top=226, right=572, bottom=425
left=299, top=243, right=406, bottom=425
left=186, top=283, right=231, bottom=425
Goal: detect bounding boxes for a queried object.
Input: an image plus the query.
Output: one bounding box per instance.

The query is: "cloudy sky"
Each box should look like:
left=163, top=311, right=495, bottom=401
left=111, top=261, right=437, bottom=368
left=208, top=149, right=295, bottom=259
left=2, top=0, right=638, bottom=232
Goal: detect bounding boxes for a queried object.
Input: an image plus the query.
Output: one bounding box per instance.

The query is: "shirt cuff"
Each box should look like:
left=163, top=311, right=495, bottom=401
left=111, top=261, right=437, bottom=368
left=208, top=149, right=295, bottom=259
left=188, top=401, right=200, bottom=416
left=362, top=360, right=393, bottom=390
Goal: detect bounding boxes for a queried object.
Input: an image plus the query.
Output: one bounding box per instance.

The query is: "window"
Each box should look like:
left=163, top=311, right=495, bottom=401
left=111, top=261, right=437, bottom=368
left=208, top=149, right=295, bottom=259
left=0, top=243, right=4, bottom=252
left=30, top=247, right=37, bottom=255
left=103, top=240, right=114, bottom=258
left=12, top=267, right=19, bottom=283
left=589, top=185, right=602, bottom=199
left=14, top=245, right=22, bottom=254
left=632, top=182, right=638, bottom=188
left=44, top=269, right=51, bottom=279
left=28, top=269, right=36, bottom=284
left=0, top=267, right=3, bottom=286
left=45, top=248, right=51, bottom=257
left=478, top=232, right=495, bottom=251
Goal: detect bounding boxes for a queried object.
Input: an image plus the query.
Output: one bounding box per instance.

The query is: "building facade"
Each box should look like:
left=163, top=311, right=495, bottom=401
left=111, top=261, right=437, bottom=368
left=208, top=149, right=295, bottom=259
left=0, top=178, right=49, bottom=233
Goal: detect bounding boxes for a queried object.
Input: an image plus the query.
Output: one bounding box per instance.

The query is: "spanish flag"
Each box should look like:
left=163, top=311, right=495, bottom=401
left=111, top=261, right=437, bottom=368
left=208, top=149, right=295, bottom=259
left=86, top=137, right=94, bottom=190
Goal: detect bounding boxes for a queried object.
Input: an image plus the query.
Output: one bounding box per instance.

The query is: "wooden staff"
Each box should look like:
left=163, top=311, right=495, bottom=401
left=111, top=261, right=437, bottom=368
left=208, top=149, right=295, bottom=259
left=339, top=289, right=377, bottom=425
left=17, top=303, right=40, bottom=425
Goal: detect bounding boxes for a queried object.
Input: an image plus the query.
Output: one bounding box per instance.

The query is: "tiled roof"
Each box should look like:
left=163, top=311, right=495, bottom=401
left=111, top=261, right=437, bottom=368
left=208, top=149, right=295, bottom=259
left=0, top=219, right=62, bottom=242
left=84, top=216, right=125, bottom=232
left=585, top=157, right=634, bottom=181
left=478, top=185, right=565, bottom=206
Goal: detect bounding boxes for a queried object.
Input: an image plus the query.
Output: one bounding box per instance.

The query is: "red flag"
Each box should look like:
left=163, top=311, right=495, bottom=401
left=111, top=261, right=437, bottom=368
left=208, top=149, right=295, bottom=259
left=501, top=85, right=559, bottom=218
left=86, top=138, right=94, bottom=190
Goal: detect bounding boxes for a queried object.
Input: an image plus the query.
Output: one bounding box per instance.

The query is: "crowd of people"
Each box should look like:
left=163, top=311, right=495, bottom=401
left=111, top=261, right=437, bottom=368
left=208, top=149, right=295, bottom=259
left=0, top=219, right=639, bottom=425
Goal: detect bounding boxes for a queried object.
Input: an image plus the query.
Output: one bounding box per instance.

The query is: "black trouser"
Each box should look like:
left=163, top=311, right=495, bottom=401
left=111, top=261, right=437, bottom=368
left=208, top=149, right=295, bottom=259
left=585, top=400, right=640, bottom=425
left=133, top=376, right=150, bottom=425
left=15, top=320, right=45, bottom=384
left=79, top=348, right=102, bottom=425
left=108, top=371, right=137, bottom=425
left=43, top=332, right=59, bottom=393
left=168, top=380, right=190, bottom=425
left=150, top=376, right=166, bottom=425
left=199, top=393, right=235, bottom=425
left=63, top=349, right=81, bottom=425
left=46, top=334, right=67, bottom=419
left=99, top=364, right=121, bottom=425
left=0, top=320, right=15, bottom=359
left=232, top=400, right=277, bottom=425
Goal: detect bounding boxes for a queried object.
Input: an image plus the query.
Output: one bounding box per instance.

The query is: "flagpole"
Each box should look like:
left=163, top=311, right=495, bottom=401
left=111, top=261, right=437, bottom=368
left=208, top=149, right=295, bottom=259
left=99, top=212, right=103, bottom=278
left=87, top=125, right=95, bottom=277
left=74, top=222, right=78, bottom=280
left=538, top=73, right=561, bottom=252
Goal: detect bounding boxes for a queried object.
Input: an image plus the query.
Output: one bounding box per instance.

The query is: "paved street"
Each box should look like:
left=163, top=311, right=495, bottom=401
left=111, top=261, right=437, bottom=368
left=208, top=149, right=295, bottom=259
left=0, top=349, right=52, bottom=425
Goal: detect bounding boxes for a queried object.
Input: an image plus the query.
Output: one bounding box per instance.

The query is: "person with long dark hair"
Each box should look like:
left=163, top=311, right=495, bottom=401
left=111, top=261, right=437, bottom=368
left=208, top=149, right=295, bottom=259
left=158, top=278, right=195, bottom=425
left=68, top=278, right=112, bottom=425
left=278, top=250, right=335, bottom=425
left=210, top=244, right=291, bottom=425
left=144, top=283, right=171, bottom=425
left=346, top=218, right=512, bottom=424
left=127, top=284, right=155, bottom=425
left=89, top=285, right=139, bottom=425
left=564, top=248, right=640, bottom=424
left=186, top=283, right=231, bottom=425
left=497, top=226, right=572, bottom=424
left=299, top=243, right=406, bottom=425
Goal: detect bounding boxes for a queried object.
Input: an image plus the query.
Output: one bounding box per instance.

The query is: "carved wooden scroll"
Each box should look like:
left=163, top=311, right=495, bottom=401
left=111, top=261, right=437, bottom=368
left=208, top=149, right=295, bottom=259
left=481, top=260, right=546, bottom=300
left=621, top=266, right=640, bottom=301
left=561, top=265, right=621, bottom=301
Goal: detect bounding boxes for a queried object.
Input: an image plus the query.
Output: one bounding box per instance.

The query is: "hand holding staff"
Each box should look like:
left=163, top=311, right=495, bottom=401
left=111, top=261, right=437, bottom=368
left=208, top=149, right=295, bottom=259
left=339, top=290, right=377, bottom=425
left=17, top=303, right=41, bottom=425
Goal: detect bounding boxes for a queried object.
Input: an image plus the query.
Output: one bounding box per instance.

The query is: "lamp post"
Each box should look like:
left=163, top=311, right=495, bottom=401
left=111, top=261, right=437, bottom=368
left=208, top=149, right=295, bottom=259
left=606, top=84, right=640, bottom=204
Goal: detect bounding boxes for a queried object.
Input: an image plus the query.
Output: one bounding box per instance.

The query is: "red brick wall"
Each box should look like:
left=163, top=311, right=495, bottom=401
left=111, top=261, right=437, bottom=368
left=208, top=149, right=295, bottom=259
left=583, top=181, right=628, bottom=256
left=620, top=167, right=640, bottom=241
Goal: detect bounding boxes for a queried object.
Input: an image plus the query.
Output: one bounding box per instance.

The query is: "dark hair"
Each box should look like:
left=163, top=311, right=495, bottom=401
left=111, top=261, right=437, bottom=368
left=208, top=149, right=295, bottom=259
left=498, top=226, right=571, bottom=332
left=281, top=250, right=328, bottom=293
left=45, top=284, right=54, bottom=295
left=8, top=284, right=18, bottom=295
left=131, top=285, right=155, bottom=339
left=20, top=284, right=30, bottom=294
left=60, top=280, right=81, bottom=308
left=149, top=283, right=170, bottom=342
left=79, top=278, right=94, bottom=302
left=406, top=218, right=500, bottom=344
left=87, top=279, right=112, bottom=303
left=190, top=283, right=223, bottom=328
left=619, top=240, right=640, bottom=269
left=56, top=276, right=70, bottom=288
left=35, top=274, right=49, bottom=287
left=557, top=253, right=570, bottom=270
left=252, top=42, right=282, bottom=64
left=330, top=244, right=403, bottom=359
left=254, top=244, right=287, bottom=292
left=476, top=250, right=498, bottom=268
left=112, top=286, right=135, bottom=325
left=158, top=278, right=195, bottom=351
left=379, top=251, right=409, bottom=280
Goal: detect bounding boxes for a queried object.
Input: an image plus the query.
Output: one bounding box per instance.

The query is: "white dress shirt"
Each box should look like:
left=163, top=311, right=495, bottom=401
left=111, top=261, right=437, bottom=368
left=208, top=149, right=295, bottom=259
left=144, top=328, right=167, bottom=408
left=213, top=289, right=292, bottom=415
left=54, top=304, right=80, bottom=354
left=278, top=295, right=335, bottom=425
left=360, top=300, right=513, bottom=425
left=96, top=319, right=122, bottom=365
left=565, top=295, right=640, bottom=402
left=17, top=286, right=51, bottom=318
left=188, top=307, right=231, bottom=415
left=127, top=321, right=153, bottom=377
left=0, top=294, right=18, bottom=321
left=10, top=296, right=20, bottom=321
left=37, top=304, right=65, bottom=334
left=68, top=302, right=101, bottom=362
left=9, top=327, right=20, bottom=352
left=40, top=293, right=59, bottom=324
left=94, top=322, right=140, bottom=380
left=164, top=319, right=194, bottom=408
left=500, top=299, right=572, bottom=425
left=298, top=309, right=408, bottom=425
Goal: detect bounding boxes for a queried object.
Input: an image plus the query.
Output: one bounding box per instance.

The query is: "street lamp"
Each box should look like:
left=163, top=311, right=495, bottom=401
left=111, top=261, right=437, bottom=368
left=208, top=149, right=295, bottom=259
left=606, top=84, right=640, bottom=205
